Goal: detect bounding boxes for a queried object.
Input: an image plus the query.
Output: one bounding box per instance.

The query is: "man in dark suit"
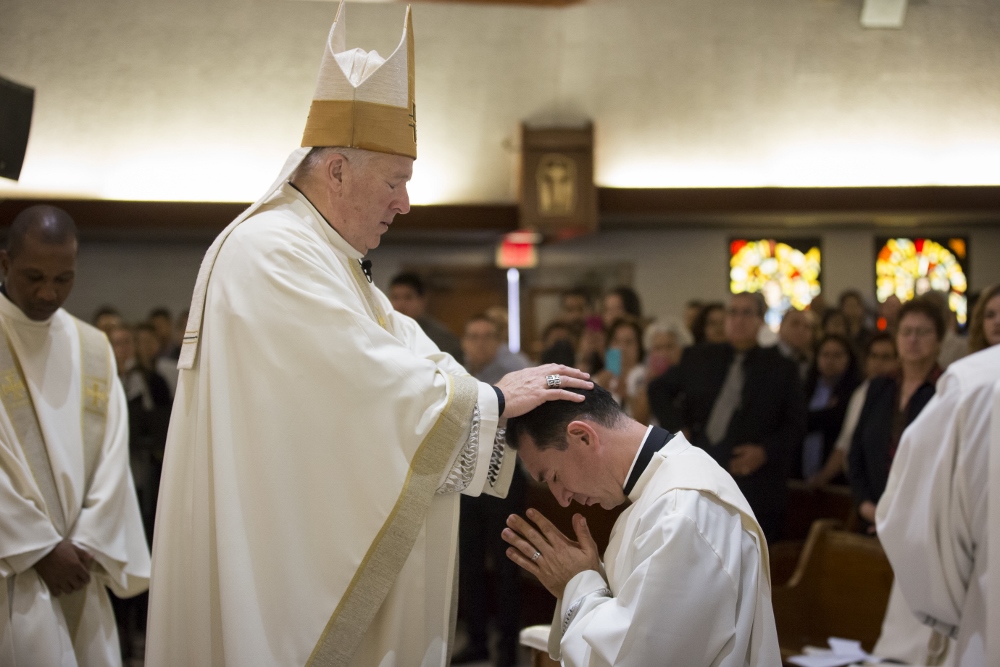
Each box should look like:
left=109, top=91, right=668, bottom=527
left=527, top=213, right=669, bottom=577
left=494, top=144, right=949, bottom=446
left=387, top=272, right=464, bottom=361
left=647, top=292, right=807, bottom=543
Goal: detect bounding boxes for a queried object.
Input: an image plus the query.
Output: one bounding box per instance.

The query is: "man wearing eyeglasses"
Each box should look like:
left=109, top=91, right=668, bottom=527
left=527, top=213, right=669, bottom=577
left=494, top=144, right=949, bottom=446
left=647, top=291, right=807, bottom=543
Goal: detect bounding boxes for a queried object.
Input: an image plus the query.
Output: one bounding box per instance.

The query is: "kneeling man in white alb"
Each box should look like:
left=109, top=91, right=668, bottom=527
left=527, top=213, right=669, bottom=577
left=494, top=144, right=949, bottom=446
left=502, top=385, right=780, bottom=666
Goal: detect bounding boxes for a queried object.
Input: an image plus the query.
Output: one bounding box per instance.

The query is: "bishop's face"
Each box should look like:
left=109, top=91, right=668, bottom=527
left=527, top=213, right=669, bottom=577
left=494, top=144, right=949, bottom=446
left=340, top=152, right=413, bottom=253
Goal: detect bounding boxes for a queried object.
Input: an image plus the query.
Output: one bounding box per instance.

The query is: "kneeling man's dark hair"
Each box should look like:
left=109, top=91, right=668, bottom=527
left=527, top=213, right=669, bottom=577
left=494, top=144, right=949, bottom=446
left=506, top=386, right=625, bottom=452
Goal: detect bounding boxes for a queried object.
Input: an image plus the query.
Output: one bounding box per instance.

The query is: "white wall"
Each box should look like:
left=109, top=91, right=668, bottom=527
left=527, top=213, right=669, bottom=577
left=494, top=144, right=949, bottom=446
left=62, top=224, right=1000, bottom=326
left=65, top=240, right=210, bottom=323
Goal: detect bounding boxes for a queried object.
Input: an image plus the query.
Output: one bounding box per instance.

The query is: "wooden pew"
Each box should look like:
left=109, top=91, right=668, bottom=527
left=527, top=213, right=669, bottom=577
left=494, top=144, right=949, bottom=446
left=771, top=519, right=894, bottom=661
left=783, top=481, right=857, bottom=540
left=771, top=482, right=857, bottom=586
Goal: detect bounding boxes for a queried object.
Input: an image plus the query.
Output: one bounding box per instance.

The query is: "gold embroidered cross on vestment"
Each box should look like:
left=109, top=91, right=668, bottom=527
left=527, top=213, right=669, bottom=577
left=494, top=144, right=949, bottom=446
left=85, top=379, right=109, bottom=413
left=1, top=370, right=28, bottom=405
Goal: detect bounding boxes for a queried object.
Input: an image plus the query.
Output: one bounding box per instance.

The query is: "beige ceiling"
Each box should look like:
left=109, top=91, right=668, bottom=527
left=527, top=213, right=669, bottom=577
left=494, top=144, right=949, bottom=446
left=2, top=0, right=999, bottom=203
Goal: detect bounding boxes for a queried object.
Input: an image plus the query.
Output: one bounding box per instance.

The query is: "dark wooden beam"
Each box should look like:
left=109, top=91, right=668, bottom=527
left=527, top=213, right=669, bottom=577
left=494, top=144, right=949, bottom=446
left=0, top=198, right=519, bottom=238
left=0, top=199, right=248, bottom=235
left=598, top=185, right=1000, bottom=216
left=2, top=185, right=997, bottom=239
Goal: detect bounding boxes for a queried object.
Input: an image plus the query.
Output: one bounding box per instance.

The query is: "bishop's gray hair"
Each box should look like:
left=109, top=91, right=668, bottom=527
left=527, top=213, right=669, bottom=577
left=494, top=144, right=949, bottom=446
left=297, top=146, right=374, bottom=177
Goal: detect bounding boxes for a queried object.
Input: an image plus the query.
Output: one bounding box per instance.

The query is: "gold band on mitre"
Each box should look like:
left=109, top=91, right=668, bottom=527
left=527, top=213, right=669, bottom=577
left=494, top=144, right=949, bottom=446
left=301, top=100, right=417, bottom=159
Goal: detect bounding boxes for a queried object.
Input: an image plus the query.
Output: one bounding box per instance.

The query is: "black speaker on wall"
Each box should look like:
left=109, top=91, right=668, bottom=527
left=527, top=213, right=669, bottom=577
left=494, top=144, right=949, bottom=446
left=0, top=76, right=35, bottom=181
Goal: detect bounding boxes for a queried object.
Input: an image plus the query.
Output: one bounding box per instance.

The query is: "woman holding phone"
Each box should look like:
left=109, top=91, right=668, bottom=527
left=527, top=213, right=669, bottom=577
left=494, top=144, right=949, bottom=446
left=594, top=317, right=646, bottom=417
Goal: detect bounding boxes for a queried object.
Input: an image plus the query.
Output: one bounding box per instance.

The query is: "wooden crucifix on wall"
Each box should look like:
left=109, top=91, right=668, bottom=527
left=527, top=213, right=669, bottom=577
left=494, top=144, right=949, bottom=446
left=519, top=123, right=597, bottom=239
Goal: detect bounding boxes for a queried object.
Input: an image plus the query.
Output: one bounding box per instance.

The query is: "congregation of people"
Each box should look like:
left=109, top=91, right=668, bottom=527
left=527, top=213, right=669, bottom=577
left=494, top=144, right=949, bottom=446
left=387, top=272, right=999, bottom=665
left=90, top=268, right=987, bottom=517
left=89, top=306, right=183, bottom=536
left=530, top=282, right=1000, bottom=540
left=14, top=257, right=976, bottom=666
left=73, top=271, right=1000, bottom=665
left=5, top=1, right=997, bottom=663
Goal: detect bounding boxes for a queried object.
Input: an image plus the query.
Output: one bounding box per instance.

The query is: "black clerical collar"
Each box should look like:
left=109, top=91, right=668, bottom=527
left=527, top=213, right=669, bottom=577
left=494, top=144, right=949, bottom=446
left=623, top=425, right=674, bottom=497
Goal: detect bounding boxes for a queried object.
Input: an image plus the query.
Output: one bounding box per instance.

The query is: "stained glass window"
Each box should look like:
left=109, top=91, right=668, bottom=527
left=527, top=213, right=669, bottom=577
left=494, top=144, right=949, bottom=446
left=875, top=237, right=969, bottom=325
left=729, top=238, right=822, bottom=330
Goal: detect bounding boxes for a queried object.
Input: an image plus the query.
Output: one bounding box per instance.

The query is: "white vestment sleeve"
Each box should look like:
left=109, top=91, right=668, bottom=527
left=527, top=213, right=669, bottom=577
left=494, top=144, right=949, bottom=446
left=71, top=376, right=151, bottom=597
left=3, top=545, right=54, bottom=575
left=383, top=295, right=513, bottom=499
left=554, top=494, right=744, bottom=667
left=989, top=379, right=1000, bottom=667
left=385, top=306, right=465, bottom=376
left=876, top=371, right=984, bottom=637
left=434, top=379, right=513, bottom=498
left=0, top=416, right=62, bottom=577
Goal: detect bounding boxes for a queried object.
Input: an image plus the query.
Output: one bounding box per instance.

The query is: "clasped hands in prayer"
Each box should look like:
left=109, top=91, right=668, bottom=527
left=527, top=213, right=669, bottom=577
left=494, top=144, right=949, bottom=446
left=495, top=364, right=593, bottom=418
left=502, top=508, right=601, bottom=599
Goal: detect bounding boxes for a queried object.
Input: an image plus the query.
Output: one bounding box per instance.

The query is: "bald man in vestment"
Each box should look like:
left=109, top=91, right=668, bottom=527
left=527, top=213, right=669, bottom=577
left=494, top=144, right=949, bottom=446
left=145, top=4, right=591, bottom=666
left=0, top=206, right=150, bottom=666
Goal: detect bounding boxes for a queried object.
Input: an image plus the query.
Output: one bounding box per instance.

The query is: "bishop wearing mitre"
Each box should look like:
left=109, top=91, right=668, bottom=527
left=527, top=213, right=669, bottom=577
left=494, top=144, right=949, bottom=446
left=145, top=4, right=590, bottom=666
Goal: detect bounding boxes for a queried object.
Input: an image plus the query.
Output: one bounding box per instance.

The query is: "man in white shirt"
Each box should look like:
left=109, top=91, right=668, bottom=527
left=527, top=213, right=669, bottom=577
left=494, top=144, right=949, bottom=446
left=502, top=386, right=780, bottom=666
left=0, top=205, right=150, bottom=666
left=876, top=345, right=1000, bottom=667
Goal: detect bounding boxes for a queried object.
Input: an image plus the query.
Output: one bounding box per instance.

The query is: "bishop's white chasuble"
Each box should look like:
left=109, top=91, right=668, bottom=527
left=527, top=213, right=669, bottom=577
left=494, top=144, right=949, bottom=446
left=877, top=345, right=1000, bottom=667
left=0, top=296, right=150, bottom=667
left=146, top=179, right=515, bottom=667
left=548, top=431, right=781, bottom=667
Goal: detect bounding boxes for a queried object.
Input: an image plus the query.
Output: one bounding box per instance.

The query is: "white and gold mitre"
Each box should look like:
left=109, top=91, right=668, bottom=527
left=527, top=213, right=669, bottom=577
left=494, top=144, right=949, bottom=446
left=301, top=1, right=416, bottom=159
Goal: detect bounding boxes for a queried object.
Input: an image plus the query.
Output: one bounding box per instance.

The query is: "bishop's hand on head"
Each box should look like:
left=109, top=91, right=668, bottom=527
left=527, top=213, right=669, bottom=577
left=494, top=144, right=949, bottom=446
left=495, top=364, right=593, bottom=418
